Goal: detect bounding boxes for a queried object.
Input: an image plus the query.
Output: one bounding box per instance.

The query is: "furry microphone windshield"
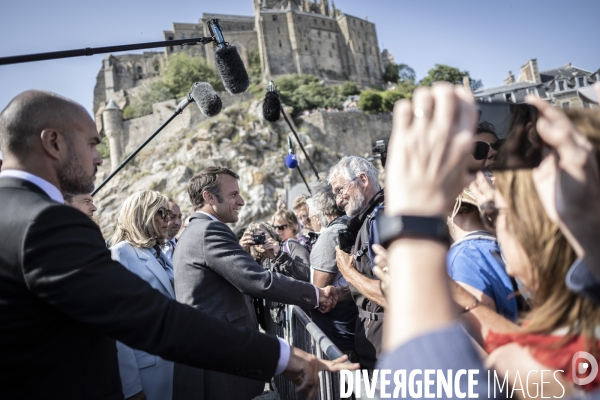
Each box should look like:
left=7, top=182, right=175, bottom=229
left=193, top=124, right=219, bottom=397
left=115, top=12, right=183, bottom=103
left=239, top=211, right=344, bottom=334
left=262, top=91, right=281, bottom=122
left=190, top=82, right=222, bottom=117
left=214, top=45, right=250, bottom=95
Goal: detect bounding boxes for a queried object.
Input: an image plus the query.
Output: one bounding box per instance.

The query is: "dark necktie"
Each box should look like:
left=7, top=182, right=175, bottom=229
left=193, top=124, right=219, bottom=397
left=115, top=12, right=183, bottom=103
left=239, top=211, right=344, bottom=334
left=153, top=244, right=174, bottom=290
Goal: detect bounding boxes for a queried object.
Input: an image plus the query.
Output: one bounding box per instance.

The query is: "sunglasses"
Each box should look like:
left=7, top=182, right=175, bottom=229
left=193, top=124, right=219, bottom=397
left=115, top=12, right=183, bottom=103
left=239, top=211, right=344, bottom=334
left=473, top=140, right=504, bottom=160
left=273, top=224, right=289, bottom=231
left=157, top=207, right=174, bottom=221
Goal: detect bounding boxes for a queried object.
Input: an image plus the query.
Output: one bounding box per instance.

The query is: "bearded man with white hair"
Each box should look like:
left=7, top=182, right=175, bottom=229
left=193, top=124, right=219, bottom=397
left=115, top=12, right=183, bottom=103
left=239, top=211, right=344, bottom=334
left=328, top=156, right=385, bottom=371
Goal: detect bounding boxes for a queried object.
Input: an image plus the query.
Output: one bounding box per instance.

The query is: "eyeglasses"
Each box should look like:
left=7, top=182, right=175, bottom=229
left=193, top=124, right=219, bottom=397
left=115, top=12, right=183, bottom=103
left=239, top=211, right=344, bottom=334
left=479, top=201, right=506, bottom=230
left=157, top=207, right=174, bottom=221
left=273, top=224, right=289, bottom=231
left=473, top=140, right=504, bottom=160
left=334, top=177, right=358, bottom=200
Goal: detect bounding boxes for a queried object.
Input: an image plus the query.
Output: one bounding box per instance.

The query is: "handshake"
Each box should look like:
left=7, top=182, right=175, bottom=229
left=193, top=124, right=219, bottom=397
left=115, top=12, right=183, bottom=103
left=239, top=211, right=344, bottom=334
left=317, top=285, right=346, bottom=313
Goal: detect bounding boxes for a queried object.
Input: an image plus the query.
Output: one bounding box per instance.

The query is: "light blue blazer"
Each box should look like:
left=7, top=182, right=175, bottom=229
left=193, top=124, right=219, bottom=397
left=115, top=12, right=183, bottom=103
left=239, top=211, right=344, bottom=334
left=111, top=241, right=175, bottom=400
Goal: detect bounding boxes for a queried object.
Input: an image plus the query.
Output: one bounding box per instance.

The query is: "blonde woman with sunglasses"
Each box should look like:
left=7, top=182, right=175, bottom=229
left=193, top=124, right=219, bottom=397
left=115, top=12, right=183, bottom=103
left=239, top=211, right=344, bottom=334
left=110, top=190, right=175, bottom=400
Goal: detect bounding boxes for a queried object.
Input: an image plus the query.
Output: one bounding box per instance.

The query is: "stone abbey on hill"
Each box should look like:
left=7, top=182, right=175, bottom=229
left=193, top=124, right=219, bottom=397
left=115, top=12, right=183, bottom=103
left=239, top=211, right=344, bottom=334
left=93, top=0, right=391, bottom=115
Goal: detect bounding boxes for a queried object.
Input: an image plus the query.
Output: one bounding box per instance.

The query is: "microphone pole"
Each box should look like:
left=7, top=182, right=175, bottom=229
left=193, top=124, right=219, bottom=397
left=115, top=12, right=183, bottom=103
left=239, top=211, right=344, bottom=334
left=295, top=165, right=312, bottom=196
left=0, top=37, right=215, bottom=66
left=279, top=104, right=321, bottom=182
left=91, top=97, right=192, bottom=197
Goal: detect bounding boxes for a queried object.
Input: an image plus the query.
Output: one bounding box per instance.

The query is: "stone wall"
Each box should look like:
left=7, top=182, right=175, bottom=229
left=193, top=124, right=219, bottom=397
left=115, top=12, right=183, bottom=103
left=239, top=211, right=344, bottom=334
left=297, top=111, right=392, bottom=158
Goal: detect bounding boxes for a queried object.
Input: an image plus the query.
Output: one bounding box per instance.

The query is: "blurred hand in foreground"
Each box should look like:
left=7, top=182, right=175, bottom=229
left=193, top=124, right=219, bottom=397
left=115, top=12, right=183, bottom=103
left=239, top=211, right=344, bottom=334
left=385, top=83, right=478, bottom=217
left=527, top=92, right=600, bottom=265
left=283, top=349, right=359, bottom=398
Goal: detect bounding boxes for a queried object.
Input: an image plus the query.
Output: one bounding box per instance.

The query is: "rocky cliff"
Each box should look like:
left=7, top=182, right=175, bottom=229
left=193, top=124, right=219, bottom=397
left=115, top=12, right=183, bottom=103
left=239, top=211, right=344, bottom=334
left=93, top=96, right=392, bottom=239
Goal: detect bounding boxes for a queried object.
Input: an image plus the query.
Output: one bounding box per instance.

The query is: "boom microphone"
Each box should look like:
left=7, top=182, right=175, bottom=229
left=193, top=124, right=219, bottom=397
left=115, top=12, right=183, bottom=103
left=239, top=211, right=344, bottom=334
left=263, top=81, right=281, bottom=122
left=208, top=20, right=250, bottom=94
left=190, top=82, right=222, bottom=117
left=286, top=136, right=298, bottom=169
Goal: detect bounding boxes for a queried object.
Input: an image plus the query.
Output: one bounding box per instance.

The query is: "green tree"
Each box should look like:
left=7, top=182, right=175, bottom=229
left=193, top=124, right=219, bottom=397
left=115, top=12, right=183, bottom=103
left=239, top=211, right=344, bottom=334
left=124, top=80, right=174, bottom=119
left=358, top=90, right=383, bottom=113
left=162, top=52, right=224, bottom=97
left=338, top=81, right=361, bottom=97
left=274, top=74, right=344, bottom=113
left=383, top=63, right=416, bottom=84
left=381, top=90, right=407, bottom=112
left=419, top=64, right=483, bottom=91
left=247, top=49, right=262, bottom=83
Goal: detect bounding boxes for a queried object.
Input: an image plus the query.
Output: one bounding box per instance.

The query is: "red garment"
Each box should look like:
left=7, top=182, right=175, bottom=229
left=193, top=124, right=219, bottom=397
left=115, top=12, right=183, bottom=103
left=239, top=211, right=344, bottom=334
left=486, top=331, right=600, bottom=391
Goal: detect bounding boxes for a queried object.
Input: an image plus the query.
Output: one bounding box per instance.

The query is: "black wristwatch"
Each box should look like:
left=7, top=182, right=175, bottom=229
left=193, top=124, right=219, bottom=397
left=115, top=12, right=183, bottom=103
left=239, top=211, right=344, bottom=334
left=377, top=213, right=449, bottom=248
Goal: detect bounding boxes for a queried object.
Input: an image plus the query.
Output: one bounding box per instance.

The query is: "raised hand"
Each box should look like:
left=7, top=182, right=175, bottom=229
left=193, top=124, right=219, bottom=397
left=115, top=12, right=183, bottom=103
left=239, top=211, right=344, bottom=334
left=335, top=246, right=355, bottom=277
left=239, top=230, right=255, bottom=252
left=385, top=83, right=478, bottom=217
left=527, top=93, right=600, bottom=263
left=262, top=237, right=280, bottom=260
left=282, top=347, right=359, bottom=398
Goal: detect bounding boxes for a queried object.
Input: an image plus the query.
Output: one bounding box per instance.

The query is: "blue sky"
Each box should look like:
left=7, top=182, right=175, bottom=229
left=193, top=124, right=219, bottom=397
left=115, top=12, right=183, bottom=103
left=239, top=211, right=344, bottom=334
left=1, top=0, right=599, bottom=113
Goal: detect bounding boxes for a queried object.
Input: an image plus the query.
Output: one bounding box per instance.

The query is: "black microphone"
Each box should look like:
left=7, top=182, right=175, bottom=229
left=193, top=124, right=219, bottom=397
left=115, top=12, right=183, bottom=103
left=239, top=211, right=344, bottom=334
left=190, top=82, right=222, bottom=117
left=175, top=82, right=222, bottom=117
left=208, top=19, right=250, bottom=95
left=286, top=136, right=298, bottom=169
left=263, top=81, right=281, bottom=122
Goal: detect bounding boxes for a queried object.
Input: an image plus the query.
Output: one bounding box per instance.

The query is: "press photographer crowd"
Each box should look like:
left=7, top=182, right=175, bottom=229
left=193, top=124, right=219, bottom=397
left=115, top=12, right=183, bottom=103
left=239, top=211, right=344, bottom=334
left=2, top=16, right=600, bottom=400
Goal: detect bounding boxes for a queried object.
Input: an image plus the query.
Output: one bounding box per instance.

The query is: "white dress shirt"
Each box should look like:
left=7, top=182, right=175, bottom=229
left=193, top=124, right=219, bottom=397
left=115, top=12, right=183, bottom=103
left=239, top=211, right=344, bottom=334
left=0, top=170, right=64, bottom=203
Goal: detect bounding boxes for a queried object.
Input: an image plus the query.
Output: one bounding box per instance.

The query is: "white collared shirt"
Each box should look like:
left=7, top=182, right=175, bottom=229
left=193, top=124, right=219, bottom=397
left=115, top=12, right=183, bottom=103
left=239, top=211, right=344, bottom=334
left=0, top=170, right=64, bottom=203
left=197, top=211, right=219, bottom=221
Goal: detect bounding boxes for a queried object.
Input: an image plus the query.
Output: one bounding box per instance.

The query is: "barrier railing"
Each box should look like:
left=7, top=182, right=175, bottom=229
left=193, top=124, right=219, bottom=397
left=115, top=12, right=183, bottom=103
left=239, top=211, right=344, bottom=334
left=263, top=301, right=346, bottom=400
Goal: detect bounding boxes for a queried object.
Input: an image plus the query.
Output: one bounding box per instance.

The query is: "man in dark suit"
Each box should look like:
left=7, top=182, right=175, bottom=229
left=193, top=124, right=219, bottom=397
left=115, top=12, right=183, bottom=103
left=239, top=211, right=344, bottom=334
left=0, top=90, right=354, bottom=400
left=173, top=166, right=340, bottom=400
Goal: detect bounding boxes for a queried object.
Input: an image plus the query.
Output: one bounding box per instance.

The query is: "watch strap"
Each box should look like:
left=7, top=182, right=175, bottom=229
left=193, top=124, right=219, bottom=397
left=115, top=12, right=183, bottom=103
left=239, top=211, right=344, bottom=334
left=377, top=213, right=449, bottom=248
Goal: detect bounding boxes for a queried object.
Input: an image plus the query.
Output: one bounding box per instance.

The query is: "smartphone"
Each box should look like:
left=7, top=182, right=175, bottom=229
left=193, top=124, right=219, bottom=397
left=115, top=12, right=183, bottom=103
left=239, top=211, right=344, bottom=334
left=474, top=101, right=544, bottom=171
left=252, top=232, right=266, bottom=245
left=338, top=229, right=356, bottom=254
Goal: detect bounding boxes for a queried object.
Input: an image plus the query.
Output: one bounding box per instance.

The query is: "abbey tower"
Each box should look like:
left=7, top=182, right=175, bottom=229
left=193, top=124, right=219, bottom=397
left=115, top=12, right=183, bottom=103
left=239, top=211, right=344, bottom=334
left=93, top=0, right=386, bottom=115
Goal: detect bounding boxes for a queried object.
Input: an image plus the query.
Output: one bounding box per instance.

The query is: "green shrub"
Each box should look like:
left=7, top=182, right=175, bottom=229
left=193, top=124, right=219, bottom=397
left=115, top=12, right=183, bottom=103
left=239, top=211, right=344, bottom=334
left=381, top=90, right=407, bottom=112
left=247, top=49, right=262, bottom=84
left=125, top=80, right=174, bottom=119
left=358, top=90, right=383, bottom=113
left=274, top=74, right=344, bottom=114
left=339, top=81, right=361, bottom=97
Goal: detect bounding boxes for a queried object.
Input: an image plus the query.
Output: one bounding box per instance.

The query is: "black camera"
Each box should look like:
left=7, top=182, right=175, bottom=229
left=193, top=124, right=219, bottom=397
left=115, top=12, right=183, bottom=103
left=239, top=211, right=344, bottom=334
left=338, top=229, right=356, bottom=254
left=368, top=139, right=388, bottom=167
left=252, top=232, right=266, bottom=245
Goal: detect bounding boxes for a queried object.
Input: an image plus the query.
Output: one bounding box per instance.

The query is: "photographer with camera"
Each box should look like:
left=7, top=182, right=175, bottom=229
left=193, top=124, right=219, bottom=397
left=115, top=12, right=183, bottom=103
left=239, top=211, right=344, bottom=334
left=241, top=222, right=310, bottom=282
left=328, top=156, right=385, bottom=371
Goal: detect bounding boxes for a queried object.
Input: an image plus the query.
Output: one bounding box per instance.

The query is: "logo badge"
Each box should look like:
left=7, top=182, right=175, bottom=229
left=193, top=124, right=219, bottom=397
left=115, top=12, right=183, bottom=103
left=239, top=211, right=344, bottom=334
left=572, top=351, right=598, bottom=385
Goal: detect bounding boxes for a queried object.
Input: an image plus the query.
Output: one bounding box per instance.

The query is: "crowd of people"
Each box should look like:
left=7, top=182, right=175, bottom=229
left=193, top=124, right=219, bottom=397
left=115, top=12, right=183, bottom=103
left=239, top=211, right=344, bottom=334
left=0, top=81, right=599, bottom=400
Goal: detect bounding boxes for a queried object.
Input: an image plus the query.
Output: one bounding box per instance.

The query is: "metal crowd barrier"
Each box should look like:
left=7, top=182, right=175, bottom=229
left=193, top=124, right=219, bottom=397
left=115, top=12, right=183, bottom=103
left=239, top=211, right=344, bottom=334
left=263, top=301, right=347, bottom=400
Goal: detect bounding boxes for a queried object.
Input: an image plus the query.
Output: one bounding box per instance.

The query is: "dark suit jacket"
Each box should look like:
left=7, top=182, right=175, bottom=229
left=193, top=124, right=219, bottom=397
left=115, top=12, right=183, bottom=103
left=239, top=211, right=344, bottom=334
left=0, top=178, right=280, bottom=400
left=173, top=212, right=318, bottom=400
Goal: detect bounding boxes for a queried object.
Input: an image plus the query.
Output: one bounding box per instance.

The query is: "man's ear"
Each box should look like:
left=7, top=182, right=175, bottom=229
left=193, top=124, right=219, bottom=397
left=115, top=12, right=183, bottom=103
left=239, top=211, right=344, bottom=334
left=358, top=172, right=369, bottom=187
left=202, top=190, right=214, bottom=205
left=39, top=129, right=65, bottom=161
